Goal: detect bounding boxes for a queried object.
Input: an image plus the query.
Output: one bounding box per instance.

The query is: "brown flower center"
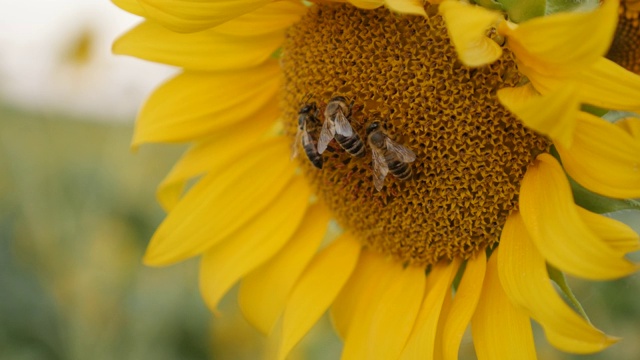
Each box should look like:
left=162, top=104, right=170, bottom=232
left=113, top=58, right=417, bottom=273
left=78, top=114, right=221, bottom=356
left=606, top=0, right=640, bottom=74
left=281, top=3, right=549, bottom=265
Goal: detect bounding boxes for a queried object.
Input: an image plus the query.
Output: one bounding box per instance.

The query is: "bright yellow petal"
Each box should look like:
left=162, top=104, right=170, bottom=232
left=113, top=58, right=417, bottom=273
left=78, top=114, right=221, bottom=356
left=523, top=57, right=640, bottom=112
left=330, top=250, right=384, bottom=340
left=498, top=82, right=579, bottom=147
left=347, top=0, right=385, bottom=10
left=519, top=153, right=638, bottom=279
left=135, top=0, right=272, bottom=33
left=472, top=250, right=536, bottom=360
left=198, top=176, right=310, bottom=311
left=399, top=259, right=460, bottom=360
left=617, top=117, right=640, bottom=138
left=576, top=207, right=640, bottom=255
left=439, top=0, right=503, bottom=67
left=238, top=204, right=331, bottom=335
left=143, top=139, right=297, bottom=265
left=113, top=20, right=283, bottom=71
left=498, top=212, right=618, bottom=354
left=499, top=0, right=618, bottom=76
left=133, top=61, right=280, bottom=145
left=157, top=118, right=274, bottom=211
left=385, top=0, right=426, bottom=16
left=207, top=1, right=306, bottom=36
left=442, top=252, right=486, bottom=360
left=556, top=111, right=640, bottom=199
left=342, top=258, right=425, bottom=360
left=112, top=0, right=144, bottom=16
left=275, top=234, right=361, bottom=360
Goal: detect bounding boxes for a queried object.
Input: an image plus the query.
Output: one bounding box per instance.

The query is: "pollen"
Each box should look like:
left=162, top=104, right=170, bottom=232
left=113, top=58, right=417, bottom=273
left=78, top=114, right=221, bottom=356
left=606, top=0, right=640, bottom=74
left=282, top=3, right=549, bottom=265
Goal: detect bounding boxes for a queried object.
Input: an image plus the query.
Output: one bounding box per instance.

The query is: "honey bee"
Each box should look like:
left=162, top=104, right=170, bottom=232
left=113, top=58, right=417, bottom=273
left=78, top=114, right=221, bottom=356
left=366, top=120, right=417, bottom=191
left=292, top=100, right=323, bottom=169
left=317, top=96, right=365, bottom=157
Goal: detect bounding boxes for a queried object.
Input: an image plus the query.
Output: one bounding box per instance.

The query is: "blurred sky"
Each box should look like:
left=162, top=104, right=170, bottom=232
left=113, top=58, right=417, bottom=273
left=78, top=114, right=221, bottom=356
left=0, top=0, right=175, bottom=121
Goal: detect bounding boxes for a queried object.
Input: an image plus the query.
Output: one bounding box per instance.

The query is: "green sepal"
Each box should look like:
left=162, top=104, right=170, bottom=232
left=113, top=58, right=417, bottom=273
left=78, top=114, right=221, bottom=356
left=498, top=0, right=546, bottom=22
left=545, top=0, right=599, bottom=15
left=547, top=265, right=591, bottom=322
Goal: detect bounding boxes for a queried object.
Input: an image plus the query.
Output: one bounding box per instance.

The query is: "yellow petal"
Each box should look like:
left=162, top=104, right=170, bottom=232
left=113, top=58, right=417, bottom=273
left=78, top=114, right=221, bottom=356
left=498, top=212, right=618, bottom=354
left=439, top=1, right=503, bottom=67
left=498, top=82, right=579, bottom=147
left=113, top=20, right=283, bottom=71
left=347, top=0, right=385, bottom=10
left=330, top=250, right=384, bottom=340
left=524, top=57, right=640, bottom=112
left=499, top=0, right=618, bottom=76
left=276, top=234, right=361, bottom=360
left=135, top=0, right=272, bottom=33
left=238, top=204, right=331, bottom=334
left=399, top=259, right=460, bottom=360
left=144, top=138, right=297, bottom=265
left=442, top=252, right=486, bottom=360
left=133, top=61, right=280, bottom=145
left=556, top=111, right=640, bottom=199
left=199, top=176, right=310, bottom=311
left=576, top=207, right=640, bottom=255
left=471, top=250, right=537, bottom=360
left=385, top=0, right=426, bottom=16
left=519, top=153, right=638, bottom=279
left=617, top=117, right=640, bottom=139
left=342, top=259, right=425, bottom=360
left=207, top=1, right=306, bottom=36
left=112, top=0, right=144, bottom=16
left=157, top=119, right=275, bottom=211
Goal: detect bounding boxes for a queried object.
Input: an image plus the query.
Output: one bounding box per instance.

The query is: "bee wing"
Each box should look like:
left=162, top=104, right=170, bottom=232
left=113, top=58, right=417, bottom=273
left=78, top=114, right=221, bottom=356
left=385, top=138, right=416, bottom=163
left=371, top=147, right=389, bottom=192
left=334, top=112, right=354, bottom=137
left=291, top=128, right=303, bottom=160
left=317, top=117, right=335, bottom=154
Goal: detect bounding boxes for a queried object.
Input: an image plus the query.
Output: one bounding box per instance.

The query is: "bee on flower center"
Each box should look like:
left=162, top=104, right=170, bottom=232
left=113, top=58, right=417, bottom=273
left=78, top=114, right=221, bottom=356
left=292, top=98, right=324, bottom=169
left=317, top=95, right=365, bottom=157
left=366, top=119, right=417, bottom=191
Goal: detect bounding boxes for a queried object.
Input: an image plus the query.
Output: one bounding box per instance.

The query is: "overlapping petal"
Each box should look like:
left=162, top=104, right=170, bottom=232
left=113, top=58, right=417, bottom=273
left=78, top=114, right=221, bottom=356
left=439, top=0, right=503, bottom=67
left=471, top=251, right=537, bottom=360
left=199, top=176, right=310, bottom=311
left=133, top=61, right=280, bottom=145
left=238, top=204, right=331, bottom=334
left=441, top=252, right=486, bottom=360
left=498, top=0, right=619, bottom=76
left=157, top=117, right=275, bottom=211
left=556, top=111, right=640, bottom=199
left=399, top=259, right=460, bottom=359
left=113, top=20, right=283, bottom=71
left=519, top=153, right=638, bottom=279
left=274, top=234, right=361, bottom=360
left=385, top=0, right=426, bottom=16
left=330, top=250, right=384, bottom=339
left=341, top=256, right=425, bottom=360
left=497, top=82, right=579, bottom=147
left=576, top=207, right=640, bottom=255
left=498, top=212, right=618, bottom=353
left=143, top=139, right=297, bottom=265
left=129, top=0, right=273, bottom=33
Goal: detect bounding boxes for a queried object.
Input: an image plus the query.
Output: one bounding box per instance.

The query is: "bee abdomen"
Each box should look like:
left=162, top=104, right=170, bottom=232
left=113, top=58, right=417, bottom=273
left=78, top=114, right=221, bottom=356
left=304, top=144, right=323, bottom=169
left=336, top=134, right=365, bottom=157
left=389, top=161, right=412, bottom=180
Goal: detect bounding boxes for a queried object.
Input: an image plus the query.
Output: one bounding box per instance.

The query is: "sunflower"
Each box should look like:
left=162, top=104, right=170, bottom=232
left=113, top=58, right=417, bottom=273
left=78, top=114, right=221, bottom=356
left=113, top=0, right=640, bottom=358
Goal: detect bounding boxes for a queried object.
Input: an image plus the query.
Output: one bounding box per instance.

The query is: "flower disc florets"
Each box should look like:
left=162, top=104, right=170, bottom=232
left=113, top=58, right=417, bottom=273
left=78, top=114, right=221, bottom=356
left=282, top=3, right=549, bottom=265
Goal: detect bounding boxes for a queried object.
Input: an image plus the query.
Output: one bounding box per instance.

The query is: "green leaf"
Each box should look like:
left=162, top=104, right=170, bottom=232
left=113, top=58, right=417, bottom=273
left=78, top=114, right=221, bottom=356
left=498, top=0, right=546, bottom=22
left=547, top=265, right=591, bottom=322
